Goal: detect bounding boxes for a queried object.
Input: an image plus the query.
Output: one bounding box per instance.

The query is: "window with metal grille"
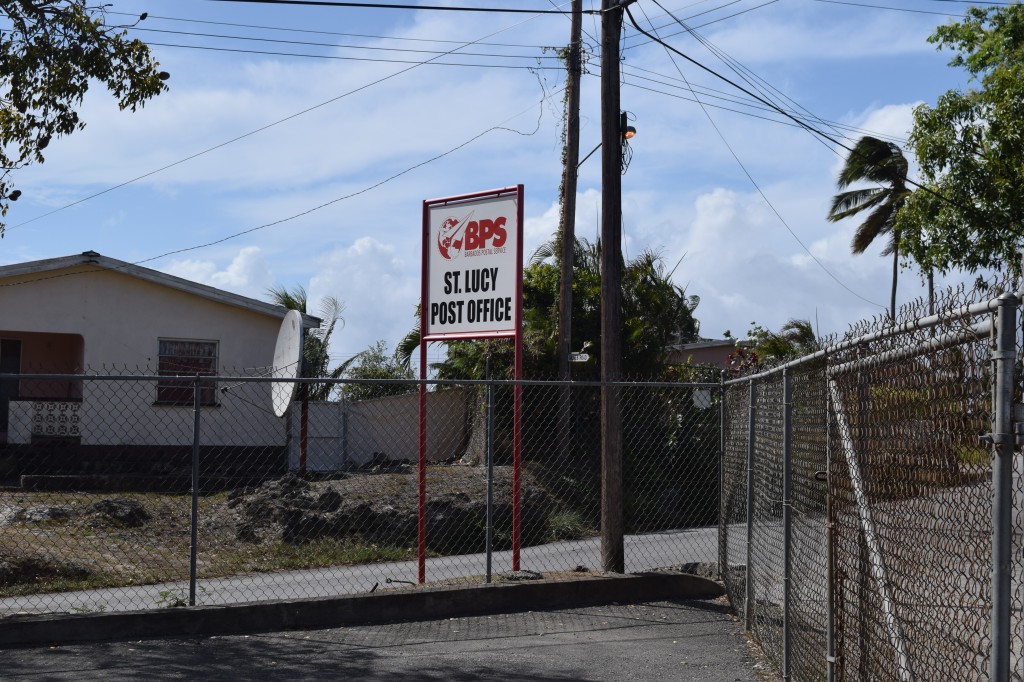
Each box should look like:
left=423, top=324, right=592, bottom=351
left=157, top=339, right=217, bottom=405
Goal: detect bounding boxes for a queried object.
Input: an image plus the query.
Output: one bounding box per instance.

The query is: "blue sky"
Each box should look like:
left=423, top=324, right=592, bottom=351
left=0, top=0, right=998, bottom=369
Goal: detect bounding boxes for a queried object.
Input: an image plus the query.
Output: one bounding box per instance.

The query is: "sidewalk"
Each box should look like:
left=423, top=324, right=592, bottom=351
left=2, top=598, right=775, bottom=681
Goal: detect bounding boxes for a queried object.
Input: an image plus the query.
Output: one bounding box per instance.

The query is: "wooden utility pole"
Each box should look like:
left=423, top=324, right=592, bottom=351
left=557, top=0, right=583, bottom=382
left=600, top=0, right=626, bottom=574
left=557, top=0, right=583, bottom=460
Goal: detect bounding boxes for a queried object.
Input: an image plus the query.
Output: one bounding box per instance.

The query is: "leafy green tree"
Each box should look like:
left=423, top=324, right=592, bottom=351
left=0, top=2, right=168, bottom=228
left=339, top=340, right=416, bottom=402
left=827, top=136, right=911, bottom=321
left=267, top=285, right=345, bottom=401
left=897, top=4, right=1024, bottom=275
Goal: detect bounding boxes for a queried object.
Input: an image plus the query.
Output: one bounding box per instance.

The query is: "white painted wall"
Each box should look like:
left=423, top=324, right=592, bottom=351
left=287, top=388, right=473, bottom=471
left=1, top=265, right=289, bottom=446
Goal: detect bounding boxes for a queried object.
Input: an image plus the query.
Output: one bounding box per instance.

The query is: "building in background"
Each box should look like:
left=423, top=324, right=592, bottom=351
left=0, top=251, right=319, bottom=486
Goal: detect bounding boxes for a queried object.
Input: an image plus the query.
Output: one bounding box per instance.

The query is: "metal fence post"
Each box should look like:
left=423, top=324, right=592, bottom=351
left=990, top=292, right=1015, bottom=681
left=782, top=369, right=792, bottom=681
left=341, top=399, right=349, bottom=470
left=485, top=356, right=495, bottom=584
left=826, top=375, right=837, bottom=682
left=189, top=374, right=201, bottom=607
left=745, top=378, right=756, bottom=630
left=719, top=370, right=727, bottom=582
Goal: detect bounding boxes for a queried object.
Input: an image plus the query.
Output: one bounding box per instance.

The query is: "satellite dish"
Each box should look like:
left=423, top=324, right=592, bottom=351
left=271, top=309, right=303, bottom=417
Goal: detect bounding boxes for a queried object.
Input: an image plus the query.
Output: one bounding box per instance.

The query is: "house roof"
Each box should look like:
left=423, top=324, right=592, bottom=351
left=0, top=251, right=321, bottom=329
left=668, top=338, right=737, bottom=352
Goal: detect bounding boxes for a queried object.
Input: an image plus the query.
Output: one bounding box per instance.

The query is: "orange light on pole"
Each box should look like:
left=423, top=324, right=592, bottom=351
left=620, top=111, right=636, bottom=139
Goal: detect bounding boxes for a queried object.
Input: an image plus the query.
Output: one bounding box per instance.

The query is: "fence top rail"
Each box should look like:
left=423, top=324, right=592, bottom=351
left=0, top=373, right=721, bottom=390
left=723, top=291, right=1017, bottom=387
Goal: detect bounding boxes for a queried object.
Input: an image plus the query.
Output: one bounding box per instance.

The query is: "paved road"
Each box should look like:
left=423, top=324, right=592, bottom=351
left=2, top=527, right=721, bottom=615
left=2, top=599, right=776, bottom=682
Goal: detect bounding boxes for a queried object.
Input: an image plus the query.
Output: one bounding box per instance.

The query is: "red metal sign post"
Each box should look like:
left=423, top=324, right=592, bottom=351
left=419, top=185, right=524, bottom=582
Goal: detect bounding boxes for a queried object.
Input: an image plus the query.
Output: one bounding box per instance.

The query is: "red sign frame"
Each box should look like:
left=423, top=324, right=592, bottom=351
left=417, top=186, right=525, bottom=583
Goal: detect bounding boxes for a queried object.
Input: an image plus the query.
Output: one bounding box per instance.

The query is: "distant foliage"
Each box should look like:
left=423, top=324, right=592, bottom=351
left=339, top=340, right=416, bottom=402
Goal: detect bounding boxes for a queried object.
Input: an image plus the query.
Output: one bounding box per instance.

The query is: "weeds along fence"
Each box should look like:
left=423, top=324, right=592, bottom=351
left=0, top=373, right=720, bottom=614
left=722, top=280, right=1024, bottom=682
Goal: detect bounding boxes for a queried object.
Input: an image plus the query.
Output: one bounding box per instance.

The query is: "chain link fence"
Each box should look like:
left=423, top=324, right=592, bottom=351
left=9, top=280, right=1020, bottom=679
left=722, top=279, right=1024, bottom=681
left=0, top=373, right=720, bottom=615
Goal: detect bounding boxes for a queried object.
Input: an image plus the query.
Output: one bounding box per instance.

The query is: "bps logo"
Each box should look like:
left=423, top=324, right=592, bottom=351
left=437, top=213, right=508, bottom=260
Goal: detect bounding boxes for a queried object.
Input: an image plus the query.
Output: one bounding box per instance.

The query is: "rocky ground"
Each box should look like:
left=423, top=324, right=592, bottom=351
left=229, top=465, right=555, bottom=552
left=0, top=464, right=569, bottom=593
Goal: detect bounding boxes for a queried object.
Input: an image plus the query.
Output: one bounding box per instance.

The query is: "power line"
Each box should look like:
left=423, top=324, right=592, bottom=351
left=203, top=0, right=591, bottom=13
left=647, top=0, right=852, bottom=149
left=626, top=3, right=1023, bottom=236
left=144, top=40, right=565, bottom=68
left=7, top=8, right=559, bottom=232
left=807, top=0, right=959, bottom=16
left=626, top=6, right=851, bottom=149
left=623, top=78, right=889, bottom=140
left=633, top=2, right=885, bottom=310
left=108, top=10, right=554, bottom=49
left=621, top=64, right=906, bottom=144
left=623, top=0, right=779, bottom=50
left=129, top=25, right=561, bottom=60
left=1, top=90, right=554, bottom=290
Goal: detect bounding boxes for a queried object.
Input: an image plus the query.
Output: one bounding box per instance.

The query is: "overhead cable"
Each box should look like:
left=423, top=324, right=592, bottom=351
left=204, top=0, right=592, bottom=14
left=807, top=0, right=960, bottom=16
left=633, top=2, right=885, bottom=310
left=625, top=3, right=1002, bottom=228
left=128, top=26, right=560, bottom=60
left=0, top=90, right=555, bottom=289
left=143, top=41, right=564, bottom=68
left=107, top=11, right=553, bottom=49
left=8, top=6, right=559, bottom=231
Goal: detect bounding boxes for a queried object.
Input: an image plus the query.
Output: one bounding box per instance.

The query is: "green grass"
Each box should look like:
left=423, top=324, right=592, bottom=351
left=233, top=538, right=416, bottom=573
left=0, top=566, right=129, bottom=599
left=957, top=444, right=991, bottom=467
left=546, top=509, right=592, bottom=542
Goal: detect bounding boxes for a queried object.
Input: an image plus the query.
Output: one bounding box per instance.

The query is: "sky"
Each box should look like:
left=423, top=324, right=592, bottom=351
left=0, top=0, right=1002, bottom=370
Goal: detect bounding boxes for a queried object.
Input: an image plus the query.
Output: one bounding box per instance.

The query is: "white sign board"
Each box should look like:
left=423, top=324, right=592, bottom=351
left=423, top=188, right=522, bottom=340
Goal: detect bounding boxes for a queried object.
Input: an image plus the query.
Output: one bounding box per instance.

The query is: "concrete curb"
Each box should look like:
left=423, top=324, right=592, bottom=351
left=0, top=571, right=723, bottom=649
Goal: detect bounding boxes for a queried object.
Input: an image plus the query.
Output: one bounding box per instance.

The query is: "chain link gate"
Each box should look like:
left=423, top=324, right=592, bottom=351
left=722, top=279, right=1024, bottom=681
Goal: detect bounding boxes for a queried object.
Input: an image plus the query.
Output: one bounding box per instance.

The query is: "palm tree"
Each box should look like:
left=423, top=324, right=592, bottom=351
left=827, top=136, right=912, bottom=321
left=267, top=285, right=346, bottom=401
left=779, top=318, right=820, bottom=355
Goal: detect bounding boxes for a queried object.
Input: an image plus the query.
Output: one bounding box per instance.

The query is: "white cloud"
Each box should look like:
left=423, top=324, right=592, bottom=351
left=308, top=237, right=420, bottom=361
left=162, top=246, right=274, bottom=301
left=1, top=0, right=980, bottom=366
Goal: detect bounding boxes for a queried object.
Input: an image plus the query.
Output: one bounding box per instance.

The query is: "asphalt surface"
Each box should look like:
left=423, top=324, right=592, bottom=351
left=1, top=527, right=721, bottom=615
left=2, top=598, right=774, bottom=682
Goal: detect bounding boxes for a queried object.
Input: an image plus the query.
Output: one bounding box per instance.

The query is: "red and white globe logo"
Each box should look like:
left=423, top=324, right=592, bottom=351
left=437, top=216, right=465, bottom=260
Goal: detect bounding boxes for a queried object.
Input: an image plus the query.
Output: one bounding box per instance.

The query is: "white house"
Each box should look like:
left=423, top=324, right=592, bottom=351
left=0, top=251, right=319, bottom=482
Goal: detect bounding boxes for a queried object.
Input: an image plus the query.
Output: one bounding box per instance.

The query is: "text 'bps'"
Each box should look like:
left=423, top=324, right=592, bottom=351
left=437, top=216, right=508, bottom=260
